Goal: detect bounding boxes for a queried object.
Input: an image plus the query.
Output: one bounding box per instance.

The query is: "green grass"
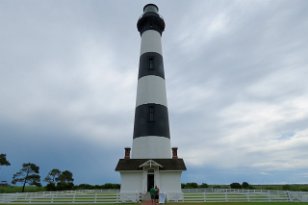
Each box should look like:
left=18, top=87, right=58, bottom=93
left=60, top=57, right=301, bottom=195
left=3, top=204, right=134, bottom=205
left=172, top=203, right=308, bottom=205
left=207, top=184, right=308, bottom=192
left=4, top=203, right=308, bottom=205
left=254, top=184, right=308, bottom=192
left=0, top=185, right=45, bottom=193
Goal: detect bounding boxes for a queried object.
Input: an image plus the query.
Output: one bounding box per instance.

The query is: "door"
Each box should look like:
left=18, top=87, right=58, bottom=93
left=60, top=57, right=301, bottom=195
left=147, top=170, right=155, bottom=191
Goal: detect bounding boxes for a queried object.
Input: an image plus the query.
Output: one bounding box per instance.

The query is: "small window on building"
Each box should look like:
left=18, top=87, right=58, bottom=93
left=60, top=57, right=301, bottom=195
left=149, top=106, right=155, bottom=122
left=149, top=57, right=154, bottom=70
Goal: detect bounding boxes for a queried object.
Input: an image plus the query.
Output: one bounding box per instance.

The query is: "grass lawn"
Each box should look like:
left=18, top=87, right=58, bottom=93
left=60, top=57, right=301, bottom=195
left=170, top=203, right=308, bottom=205
left=4, top=203, right=308, bottom=205
left=0, top=186, right=45, bottom=193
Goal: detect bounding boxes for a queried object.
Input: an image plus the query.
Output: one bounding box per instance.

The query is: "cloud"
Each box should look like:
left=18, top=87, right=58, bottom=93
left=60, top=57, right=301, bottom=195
left=1, top=0, right=308, bottom=184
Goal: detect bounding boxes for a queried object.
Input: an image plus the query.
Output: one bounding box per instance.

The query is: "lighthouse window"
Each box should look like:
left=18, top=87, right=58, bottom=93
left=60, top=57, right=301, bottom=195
left=149, top=106, right=155, bottom=122
left=144, top=5, right=158, bottom=13
left=149, top=57, right=154, bottom=70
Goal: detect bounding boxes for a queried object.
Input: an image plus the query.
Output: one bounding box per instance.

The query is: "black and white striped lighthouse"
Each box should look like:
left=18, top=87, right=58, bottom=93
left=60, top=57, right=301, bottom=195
left=116, top=4, right=186, bottom=199
left=132, top=4, right=171, bottom=159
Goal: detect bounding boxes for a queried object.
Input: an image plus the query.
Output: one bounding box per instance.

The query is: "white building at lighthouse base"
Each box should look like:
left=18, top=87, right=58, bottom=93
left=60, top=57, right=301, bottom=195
left=115, top=150, right=186, bottom=202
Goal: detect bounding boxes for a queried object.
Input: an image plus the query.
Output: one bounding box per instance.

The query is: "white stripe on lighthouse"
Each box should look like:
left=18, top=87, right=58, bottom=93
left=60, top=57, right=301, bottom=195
left=132, top=136, right=171, bottom=159
left=140, top=30, right=162, bottom=55
left=136, top=75, right=168, bottom=107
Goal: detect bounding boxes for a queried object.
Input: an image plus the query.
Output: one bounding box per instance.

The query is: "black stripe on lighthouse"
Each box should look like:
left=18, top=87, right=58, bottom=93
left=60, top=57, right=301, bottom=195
left=138, top=52, right=165, bottom=79
left=133, top=103, right=170, bottom=139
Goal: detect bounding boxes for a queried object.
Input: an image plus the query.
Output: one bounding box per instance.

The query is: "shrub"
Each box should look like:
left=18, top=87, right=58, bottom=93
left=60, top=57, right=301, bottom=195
left=230, top=182, right=242, bottom=189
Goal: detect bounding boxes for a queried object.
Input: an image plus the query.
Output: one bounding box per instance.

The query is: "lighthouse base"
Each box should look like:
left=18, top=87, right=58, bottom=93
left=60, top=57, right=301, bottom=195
left=115, top=158, right=186, bottom=202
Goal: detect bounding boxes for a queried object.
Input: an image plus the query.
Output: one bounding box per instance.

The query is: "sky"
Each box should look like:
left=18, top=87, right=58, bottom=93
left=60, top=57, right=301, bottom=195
left=1, top=0, right=308, bottom=186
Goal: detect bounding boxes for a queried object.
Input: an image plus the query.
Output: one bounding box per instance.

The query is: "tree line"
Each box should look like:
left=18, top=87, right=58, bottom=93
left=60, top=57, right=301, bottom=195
left=1, top=153, right=75, bottom=192
left=1, top=153, right=119, bottom=192
left=3, top=153, right=307, bottom=192
left=182, top=182, right=254, bottom=189
left=181, top=182, right=308, bottom=191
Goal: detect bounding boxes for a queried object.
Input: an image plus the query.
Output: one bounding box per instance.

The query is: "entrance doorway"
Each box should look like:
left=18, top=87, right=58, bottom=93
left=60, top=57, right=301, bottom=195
left=147, top=170, right=154, bottom=191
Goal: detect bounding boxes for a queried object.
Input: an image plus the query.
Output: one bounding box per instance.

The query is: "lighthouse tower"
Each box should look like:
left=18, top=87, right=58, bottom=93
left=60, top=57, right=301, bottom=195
left=132, top=3, right=171, bottom=159
left=116, top=4, right=186, bottom=201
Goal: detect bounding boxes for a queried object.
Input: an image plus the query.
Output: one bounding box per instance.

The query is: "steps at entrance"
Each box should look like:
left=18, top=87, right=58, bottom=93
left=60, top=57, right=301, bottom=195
left=142, top=199, right=154, bottom=205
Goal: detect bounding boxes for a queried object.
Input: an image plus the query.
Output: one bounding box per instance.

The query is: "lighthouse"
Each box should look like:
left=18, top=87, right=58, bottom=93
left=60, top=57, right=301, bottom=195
left=116, top=4, right=186, bottom=201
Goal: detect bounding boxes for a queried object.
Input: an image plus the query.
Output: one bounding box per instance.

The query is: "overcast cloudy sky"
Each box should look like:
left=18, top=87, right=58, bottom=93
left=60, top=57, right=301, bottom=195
left=1, top=0, right=308, bottom=185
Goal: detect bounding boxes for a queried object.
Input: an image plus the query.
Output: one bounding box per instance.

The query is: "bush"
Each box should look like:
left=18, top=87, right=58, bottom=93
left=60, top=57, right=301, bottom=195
left=282, top=184, right=291, bottom=190
left=242, top=182, right=253, bottom=189
left=46, top=183, right=56, bottom=191
left=101, top=183, right=120, bottom=189
left=182, top=182, right=199, bottom=189
left=57, top=182, right=74, bottom=190
left=200, top=183, right=209, bottom=188
left=74, top=183, right=120, bottom=190
left=76, top=184, right=94, bottom=189
left=230, top=182, right=242, bottom=189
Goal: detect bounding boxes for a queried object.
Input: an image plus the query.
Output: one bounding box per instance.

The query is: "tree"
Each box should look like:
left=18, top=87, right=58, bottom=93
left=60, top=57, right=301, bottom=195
left=44, top=168, right=61, bottom=191
left=0, top=153, right=11, bottom=167
left=230, top=182, right=242, bottom=189
left=0, top=154, right=11, bottom=180
left=200, top=183, right=209, bottom=188
left=102, top=183, right=120, bottom=189
left=12, top=163, right=41, bottom=192
left=75, top=183, right=120, bottom=190
left=182, top=182, right=199, bottom=189
left=57, top=170, right=74, bottom=190
left=242, top=181, right=252, bottom=189
left=0, top=154, right=11, bottom=166
left=282, top=184, right=291, bottom=190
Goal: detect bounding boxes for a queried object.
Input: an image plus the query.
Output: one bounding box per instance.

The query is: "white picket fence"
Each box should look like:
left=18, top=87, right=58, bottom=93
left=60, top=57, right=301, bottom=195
left=1, top=188, right=308, bottom=204
left=182, top=188, right=308, bottom=202
left=0, top=190, right=140, bottom=204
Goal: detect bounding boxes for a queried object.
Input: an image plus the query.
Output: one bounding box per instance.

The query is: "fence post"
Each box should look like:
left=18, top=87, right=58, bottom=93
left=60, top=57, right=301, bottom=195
left=73, top=191, right=76, bottom=203
left=29, top=192, right=32, bottom=204
left=25, top=192, right=28, bottom=203
left=246, top=192, right=250, bottom=202
left=116, top=192, right=120, bottom=203
left=286, top=191, right=291, bottom=202
left=204, top=191, right=206, bottom=202
left=51, top=192, right=54, bottom=203
left=268, top=191, right=271, bottom=202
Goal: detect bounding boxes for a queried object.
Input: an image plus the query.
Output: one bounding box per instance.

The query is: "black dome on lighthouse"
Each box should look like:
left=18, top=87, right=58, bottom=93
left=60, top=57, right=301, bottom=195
left=137, top=4, right=165, bottom=35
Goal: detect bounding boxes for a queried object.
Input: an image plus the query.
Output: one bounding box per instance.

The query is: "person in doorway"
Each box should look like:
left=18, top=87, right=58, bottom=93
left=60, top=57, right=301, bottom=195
left=154, top=185, right=159, bottom=204
left=149, top=186, right=156, bottom=204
